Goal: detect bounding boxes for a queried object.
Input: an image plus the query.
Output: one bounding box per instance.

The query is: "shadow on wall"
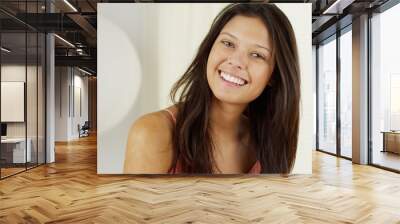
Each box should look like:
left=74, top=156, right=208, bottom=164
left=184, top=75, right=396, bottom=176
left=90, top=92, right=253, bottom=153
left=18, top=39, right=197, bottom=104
left=97, top=5, right=160, bottom=173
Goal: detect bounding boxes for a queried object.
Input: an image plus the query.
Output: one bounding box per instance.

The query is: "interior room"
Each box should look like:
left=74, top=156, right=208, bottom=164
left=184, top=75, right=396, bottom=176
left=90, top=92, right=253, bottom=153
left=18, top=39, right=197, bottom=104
left=0, top=0, right=399, bottom=223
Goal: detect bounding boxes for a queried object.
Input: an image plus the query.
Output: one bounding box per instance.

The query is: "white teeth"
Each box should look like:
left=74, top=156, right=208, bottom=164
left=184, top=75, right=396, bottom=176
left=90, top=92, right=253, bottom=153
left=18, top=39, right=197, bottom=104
left=220, top=72, right=246, bottom=86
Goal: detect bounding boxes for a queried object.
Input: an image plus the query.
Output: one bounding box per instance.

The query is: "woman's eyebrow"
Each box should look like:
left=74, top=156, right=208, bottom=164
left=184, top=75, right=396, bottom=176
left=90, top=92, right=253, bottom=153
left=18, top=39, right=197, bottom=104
left=255, top=44, right=271, bottom=53
left=220, top=32, right=271, bottom=53
left=220, top=31, right=237, bottom=39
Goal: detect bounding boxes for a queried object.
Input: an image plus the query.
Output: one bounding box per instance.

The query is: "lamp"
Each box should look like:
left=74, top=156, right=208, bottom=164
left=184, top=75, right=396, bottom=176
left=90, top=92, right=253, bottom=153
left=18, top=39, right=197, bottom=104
left=1, top=47, right=11, bottom=53
left=54, top=34, right=75, bottom=48
left=63, top=0, right=78, bottom=12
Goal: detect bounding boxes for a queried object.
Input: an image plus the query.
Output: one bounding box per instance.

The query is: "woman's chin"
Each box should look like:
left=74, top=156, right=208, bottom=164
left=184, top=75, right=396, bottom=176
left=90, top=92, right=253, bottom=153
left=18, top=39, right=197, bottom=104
left=212, top=92, right=248, bottom=105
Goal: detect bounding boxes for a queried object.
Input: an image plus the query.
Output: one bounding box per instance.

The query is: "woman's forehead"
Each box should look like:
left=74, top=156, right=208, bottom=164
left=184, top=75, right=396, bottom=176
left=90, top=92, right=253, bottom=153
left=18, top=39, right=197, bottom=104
left=219, top=15, right=271, bottom=47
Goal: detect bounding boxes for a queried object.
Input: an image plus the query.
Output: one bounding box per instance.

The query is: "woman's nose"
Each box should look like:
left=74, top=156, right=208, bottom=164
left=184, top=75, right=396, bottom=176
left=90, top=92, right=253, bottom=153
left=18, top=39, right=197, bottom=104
left=227, top=50, right=247, bottom=70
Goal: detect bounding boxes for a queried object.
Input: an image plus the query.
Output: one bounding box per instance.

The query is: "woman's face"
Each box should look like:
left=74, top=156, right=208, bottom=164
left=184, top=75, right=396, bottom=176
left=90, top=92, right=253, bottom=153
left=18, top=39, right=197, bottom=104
left=206, top=15, right=275, bottom=105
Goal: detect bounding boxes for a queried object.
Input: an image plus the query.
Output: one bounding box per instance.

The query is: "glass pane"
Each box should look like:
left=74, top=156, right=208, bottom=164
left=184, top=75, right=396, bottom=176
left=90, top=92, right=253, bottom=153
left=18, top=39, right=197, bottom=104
left=38, top=33, right=45, bottom=165
left=0, top=1, right=46, bottom=178
left=312, top=46, right=317, bottom=150
left=318, top=37, right=337, bottom=154
left=25, top=0, right=38, bottom=169
left=1, top=31, right=27, bottom=178
left=27, top=31, right=38, bottom=169
left=371, top=4, right=400, bottom=171
left=340, top=29, right=352, bottom=158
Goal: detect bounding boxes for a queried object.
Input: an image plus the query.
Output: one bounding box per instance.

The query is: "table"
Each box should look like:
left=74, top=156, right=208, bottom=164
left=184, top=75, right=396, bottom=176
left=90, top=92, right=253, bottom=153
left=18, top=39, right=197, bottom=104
left=381, top=131, right=400, bottom=154
left=1, top=138, right=32, bottom=163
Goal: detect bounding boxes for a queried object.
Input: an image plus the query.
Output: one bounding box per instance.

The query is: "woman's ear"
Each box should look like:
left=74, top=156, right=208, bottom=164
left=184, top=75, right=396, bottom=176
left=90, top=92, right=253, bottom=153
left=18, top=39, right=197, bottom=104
left=267, top=68, right=277, bottom=87
left=267, top=77, right=275, bottom=87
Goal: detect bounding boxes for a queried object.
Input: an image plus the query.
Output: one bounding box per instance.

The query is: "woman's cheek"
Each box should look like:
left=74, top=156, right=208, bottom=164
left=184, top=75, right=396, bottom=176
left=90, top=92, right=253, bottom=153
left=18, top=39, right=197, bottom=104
left=215, top=45, right=229, bottom=58
left=253, top=69, right=271, bottom=90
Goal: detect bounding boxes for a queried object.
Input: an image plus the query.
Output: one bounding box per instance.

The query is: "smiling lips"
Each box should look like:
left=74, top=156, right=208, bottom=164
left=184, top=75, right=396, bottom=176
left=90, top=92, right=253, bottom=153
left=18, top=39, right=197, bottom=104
left=218, top=70, right=248, bottom=86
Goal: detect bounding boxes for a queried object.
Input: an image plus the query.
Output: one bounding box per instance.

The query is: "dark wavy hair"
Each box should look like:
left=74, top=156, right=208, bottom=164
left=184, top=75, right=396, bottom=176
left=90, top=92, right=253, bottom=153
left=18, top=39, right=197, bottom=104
left=169, top=3, right=300, bottom=174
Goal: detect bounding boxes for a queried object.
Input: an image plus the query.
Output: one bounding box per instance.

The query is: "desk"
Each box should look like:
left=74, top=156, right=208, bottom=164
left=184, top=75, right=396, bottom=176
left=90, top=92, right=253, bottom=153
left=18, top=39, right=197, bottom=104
left=1, top=138, right=31, bottom=163
left=381, top=131, right=400, bottom=154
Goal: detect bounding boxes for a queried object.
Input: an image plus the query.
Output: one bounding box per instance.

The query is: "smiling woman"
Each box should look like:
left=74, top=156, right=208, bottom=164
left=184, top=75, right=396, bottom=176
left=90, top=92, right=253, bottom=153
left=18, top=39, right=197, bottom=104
left=123, top=3, right=300, bottom=174
left=207, top=15, right=275, bottom=105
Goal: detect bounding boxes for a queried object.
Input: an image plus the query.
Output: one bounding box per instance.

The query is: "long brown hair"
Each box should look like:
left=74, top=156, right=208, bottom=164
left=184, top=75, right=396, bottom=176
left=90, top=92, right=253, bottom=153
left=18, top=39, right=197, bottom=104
left=169, top=3, right=300, bottom=174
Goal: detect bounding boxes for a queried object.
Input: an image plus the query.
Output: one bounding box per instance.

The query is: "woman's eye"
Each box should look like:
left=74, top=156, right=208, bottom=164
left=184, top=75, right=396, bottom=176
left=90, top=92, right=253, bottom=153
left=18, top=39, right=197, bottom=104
left=251, top=52, right=265, bottom=60
left=221, top=40, right=234, bottom=48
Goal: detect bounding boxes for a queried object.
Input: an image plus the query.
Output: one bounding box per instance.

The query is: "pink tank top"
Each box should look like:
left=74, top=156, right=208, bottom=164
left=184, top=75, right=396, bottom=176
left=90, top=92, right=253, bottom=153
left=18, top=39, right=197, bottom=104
left=164, top=109, right=261, bottom=174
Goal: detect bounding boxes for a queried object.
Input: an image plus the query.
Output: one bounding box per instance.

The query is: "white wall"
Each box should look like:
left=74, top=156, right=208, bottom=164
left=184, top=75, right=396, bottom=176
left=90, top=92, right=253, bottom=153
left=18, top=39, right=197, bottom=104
left=1, top=65, right=25, bottom=125
left=55, top=67, right=69, bottom=141
left=74, top=73, right=89, bottom=133
left=98, top=3, right=313, bottom=174
left=1, top=65, right=29, bottom=141
left=55, top=67, right=89, bottom=141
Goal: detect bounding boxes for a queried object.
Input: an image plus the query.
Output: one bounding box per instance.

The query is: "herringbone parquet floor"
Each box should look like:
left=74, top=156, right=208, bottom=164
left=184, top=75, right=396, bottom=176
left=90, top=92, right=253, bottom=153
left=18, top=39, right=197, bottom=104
left=1, top=134, right=399, bottom=223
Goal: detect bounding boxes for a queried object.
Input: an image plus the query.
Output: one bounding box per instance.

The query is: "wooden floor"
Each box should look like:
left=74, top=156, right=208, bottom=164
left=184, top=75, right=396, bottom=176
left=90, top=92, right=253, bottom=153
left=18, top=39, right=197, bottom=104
left=1, top=163, right=45, bottom=178
left=0, top=167, right=26, bottom=178
left=1, top=135, right=400, bottom=223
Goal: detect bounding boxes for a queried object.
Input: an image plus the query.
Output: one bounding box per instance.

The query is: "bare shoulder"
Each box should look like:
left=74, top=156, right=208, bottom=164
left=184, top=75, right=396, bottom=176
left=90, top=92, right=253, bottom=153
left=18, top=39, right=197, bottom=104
left=132, top=110, right=174, bottom=139
left=123, top=109, right=175, bottom=174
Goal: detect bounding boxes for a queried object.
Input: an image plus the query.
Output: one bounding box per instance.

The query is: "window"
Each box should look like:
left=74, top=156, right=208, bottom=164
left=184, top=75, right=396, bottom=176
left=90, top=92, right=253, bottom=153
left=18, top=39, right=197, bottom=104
left=317, top=36, right=337, bottom=154
left=370, top=2, right=400, bottom=171
left=339, top=28, right=352, bottom=158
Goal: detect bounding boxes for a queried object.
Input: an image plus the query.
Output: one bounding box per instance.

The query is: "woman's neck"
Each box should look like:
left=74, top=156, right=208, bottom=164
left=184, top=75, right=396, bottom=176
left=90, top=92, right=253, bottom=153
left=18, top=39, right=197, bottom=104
left=209, top=99, right=254, bottom=172
left=209, top=99, right=248, bottom=139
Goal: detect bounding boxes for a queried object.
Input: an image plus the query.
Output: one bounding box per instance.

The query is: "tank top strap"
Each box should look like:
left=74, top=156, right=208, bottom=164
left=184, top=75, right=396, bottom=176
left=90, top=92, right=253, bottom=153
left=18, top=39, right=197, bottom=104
left=248, top=160, right=261, bottom=174
left=164, top=108, right=176, bottom=124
